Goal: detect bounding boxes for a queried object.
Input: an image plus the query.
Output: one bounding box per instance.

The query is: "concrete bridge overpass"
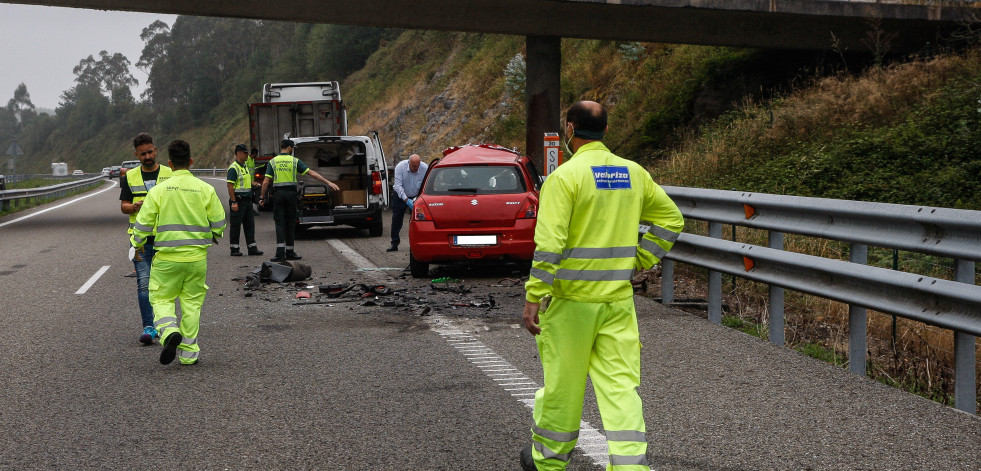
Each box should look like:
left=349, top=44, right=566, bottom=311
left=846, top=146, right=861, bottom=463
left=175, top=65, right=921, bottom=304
left=7, top=0, right=979, bottom=167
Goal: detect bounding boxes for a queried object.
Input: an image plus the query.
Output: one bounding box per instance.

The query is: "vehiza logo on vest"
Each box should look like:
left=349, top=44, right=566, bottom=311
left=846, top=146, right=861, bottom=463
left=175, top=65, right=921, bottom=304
left=591, top=166, right=631, bottom=190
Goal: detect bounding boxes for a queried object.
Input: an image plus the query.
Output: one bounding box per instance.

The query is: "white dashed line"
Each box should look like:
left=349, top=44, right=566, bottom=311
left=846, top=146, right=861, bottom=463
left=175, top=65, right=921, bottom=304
left=76, top=265, right=111, bottom=294
left=327, top=238, right=610, bottom=469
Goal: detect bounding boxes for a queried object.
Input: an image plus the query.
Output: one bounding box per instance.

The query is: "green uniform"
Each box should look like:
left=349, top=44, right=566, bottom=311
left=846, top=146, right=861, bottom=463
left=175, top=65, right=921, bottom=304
left=525, top=141, right=684, bottom=470
left=227, top=160, right=258, bottom=251
left=265, top=153, right=310, bottom=255
left=132, top=170, right=226, bottom=365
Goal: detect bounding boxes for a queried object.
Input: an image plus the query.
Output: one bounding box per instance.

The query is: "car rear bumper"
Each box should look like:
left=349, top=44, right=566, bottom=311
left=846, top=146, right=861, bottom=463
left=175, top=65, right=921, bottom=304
left=408, top=220, right=536, bottom=262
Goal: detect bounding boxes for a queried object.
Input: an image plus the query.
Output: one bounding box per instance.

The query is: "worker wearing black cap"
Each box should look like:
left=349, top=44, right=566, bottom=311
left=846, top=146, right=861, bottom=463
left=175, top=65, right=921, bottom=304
left=259, top=138, right=339, bottom=261
left=226, top=144, right=263, bottom=257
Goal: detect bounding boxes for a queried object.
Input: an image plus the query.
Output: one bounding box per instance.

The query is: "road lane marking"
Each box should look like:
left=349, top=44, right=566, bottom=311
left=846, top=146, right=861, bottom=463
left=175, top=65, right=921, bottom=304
left=328, top=238, right=611, bottom=469
left=76, top=265, right=111, bottom=294
left=0, top=180, right=118, bottom=228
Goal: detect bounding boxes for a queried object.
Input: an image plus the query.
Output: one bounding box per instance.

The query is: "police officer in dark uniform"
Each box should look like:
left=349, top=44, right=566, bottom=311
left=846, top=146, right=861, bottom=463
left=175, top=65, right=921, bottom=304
left=259, top=139, right=339, bottom=262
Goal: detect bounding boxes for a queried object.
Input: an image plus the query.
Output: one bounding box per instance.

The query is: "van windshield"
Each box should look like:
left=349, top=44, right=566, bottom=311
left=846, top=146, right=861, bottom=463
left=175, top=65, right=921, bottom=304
left=425, top=165, right=526, bottom=195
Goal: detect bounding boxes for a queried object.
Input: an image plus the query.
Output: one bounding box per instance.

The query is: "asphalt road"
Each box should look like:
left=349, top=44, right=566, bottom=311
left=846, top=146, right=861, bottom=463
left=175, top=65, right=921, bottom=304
left=0, top=179, right=978, bottom=470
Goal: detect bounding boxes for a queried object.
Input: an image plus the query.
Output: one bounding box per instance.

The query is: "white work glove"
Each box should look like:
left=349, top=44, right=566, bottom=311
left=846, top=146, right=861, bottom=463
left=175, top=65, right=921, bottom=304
left=406, top=198, right=414, bottom=208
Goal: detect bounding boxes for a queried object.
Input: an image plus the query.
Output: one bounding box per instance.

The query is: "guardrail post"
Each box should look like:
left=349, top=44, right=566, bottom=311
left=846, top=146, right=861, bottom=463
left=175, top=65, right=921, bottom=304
left=849, top=243, right=868, bottom=376
left=954, top=259, right=977, bottom=414
left=708, top=222, right=722, bottom=324
left=768, top=231, right=785, bottom=346
left=661, top=259, right=674, bottom=304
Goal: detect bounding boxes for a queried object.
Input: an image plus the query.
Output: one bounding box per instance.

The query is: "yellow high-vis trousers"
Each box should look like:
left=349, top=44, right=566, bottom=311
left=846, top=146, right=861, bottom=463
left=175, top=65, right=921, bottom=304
left=149, top=258, right=208, bottom=365
left=531, top=297, right=650, bottom=471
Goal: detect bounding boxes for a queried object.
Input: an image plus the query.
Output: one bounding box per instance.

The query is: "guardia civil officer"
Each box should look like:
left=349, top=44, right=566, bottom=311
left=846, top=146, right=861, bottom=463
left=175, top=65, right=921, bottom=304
left=120, top=132, right=173, bottom=345
left=132, top=140, right=225, bottom=366
left=259, top=139, right=339, bottom=262
left=520, top=101, right=685, bottom=470
left=226, top=143, right=263, bottom=256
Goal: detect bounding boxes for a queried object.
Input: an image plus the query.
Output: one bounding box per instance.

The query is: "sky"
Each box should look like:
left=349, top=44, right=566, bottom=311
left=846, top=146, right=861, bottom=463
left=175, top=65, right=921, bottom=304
left=0, top=4, right=177, bottom=110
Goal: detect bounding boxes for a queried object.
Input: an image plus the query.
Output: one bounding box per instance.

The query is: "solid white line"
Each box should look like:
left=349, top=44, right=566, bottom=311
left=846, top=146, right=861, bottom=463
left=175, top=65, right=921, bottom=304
left=76, top=265, right=111, bottom=294
left=0, top=180, right=118, bottom=228
left=326, top=238, right=610, bottom=468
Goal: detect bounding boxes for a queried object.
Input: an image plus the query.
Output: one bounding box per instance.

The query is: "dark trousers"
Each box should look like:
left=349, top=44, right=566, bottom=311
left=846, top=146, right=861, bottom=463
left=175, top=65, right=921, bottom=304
left=229, top=195, right=256, bottom=248
left=390, top=197, right=409, bottom=247
left=272, top=188, right=298, bottom=248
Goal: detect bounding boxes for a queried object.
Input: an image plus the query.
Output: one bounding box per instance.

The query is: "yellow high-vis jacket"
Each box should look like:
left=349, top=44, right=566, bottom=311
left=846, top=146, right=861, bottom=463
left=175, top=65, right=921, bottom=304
left=125, top=164, right=173, bottom=234
left=525, top=141, right=684, bottom=304
left=131, top=169, right=226, bottom=263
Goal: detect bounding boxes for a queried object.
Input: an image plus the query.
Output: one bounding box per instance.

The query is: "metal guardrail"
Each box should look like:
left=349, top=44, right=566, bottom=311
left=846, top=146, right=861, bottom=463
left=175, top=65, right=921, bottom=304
left=0, top=175, right=106, bottom=210
left=658, top=186, right=980, bottom=414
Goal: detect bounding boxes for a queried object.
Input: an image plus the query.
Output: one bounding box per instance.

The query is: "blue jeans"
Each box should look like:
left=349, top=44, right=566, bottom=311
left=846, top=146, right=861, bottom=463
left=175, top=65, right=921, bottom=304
left=133, top=239, right=156, bottom=328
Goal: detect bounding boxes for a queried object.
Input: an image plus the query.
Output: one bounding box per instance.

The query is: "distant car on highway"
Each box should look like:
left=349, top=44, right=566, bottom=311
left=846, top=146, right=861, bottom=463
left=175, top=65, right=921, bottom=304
left=407, top=143, right=542, bottom=278
left=72, top=170, right=84, bottom=176
left=109, top=166, right=122, bottom=178
left=119, top=160, right=140, bottom=177
left=101, top=167, right=111, bottom=177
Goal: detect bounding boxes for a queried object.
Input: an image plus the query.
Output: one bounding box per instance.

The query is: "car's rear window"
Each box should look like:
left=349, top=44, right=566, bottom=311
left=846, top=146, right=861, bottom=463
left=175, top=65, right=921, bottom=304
left=424, top=165, right=526, bottom=195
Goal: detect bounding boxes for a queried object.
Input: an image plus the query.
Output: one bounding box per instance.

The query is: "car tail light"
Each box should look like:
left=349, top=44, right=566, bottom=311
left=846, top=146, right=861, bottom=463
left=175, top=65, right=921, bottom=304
left=414, top=198, right=433, bottom=221
left=371, top=171, right=383, bottom=195
left=518, top=196, right=538, bottom=219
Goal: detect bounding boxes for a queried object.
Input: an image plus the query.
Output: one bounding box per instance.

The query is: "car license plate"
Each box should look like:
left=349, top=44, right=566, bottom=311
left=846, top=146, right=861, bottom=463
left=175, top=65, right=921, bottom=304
left=453, top=235, right=497, bottom=246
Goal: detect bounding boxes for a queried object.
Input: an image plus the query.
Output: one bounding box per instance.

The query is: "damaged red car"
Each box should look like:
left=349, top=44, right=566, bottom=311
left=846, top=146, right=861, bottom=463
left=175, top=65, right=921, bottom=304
left=408, top=144, right=543, bottom=278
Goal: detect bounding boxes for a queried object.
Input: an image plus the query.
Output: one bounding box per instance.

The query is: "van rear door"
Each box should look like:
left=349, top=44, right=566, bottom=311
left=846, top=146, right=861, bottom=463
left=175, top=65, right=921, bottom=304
left=369, top=131, right=390, bottom=208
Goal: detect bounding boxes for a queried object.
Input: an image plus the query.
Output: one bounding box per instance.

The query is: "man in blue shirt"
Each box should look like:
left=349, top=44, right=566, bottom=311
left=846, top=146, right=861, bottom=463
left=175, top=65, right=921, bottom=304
left=388, top=153, right=428, bottom=252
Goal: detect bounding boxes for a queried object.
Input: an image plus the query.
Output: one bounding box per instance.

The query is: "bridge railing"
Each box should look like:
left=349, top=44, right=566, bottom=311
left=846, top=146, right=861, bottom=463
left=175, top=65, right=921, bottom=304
left=0, top=175, right=106, bottom=211
left=657, top=186, right=980, bottom=414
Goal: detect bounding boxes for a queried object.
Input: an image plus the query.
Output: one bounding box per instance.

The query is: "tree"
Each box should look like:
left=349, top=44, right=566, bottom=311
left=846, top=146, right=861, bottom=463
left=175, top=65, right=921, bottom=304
left=72, top=51, right=138, bottom=105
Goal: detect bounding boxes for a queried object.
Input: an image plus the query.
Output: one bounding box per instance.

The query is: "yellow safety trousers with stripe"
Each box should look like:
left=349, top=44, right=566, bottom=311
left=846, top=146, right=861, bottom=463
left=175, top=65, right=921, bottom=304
left=125, top=165, right=173, bottom=234
left=524, top=141, right=683, bottom=470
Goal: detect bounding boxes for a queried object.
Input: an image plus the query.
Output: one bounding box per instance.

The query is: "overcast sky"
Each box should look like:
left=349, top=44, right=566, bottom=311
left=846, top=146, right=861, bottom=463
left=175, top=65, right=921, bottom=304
left=0, top=4, right=177, bottom=110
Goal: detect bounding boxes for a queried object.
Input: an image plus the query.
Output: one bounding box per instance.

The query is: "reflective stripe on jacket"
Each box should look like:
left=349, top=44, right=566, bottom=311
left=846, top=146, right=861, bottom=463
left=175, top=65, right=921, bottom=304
left=131, top=169, right=226, bottom=262
left=266, top=154, right=305, bottom=187
left=126, top=165, right=173, bottom=234
left=228, top=160, right=252, bottom=195
left=525, top=141, right=684, bottom=304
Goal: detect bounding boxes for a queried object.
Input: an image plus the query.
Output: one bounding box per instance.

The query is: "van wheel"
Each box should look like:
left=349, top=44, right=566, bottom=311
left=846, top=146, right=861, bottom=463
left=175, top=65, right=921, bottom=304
left=368, top=217, right=384, bottom=237
left=409, top=253, right=429, bottom=279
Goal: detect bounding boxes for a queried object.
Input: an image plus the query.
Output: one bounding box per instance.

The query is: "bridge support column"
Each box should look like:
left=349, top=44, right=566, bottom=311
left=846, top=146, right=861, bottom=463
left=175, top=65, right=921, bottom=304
left=848, top=243, right=868, bottom=376
left=954, top=260, right=977, bottom=414
left=525, top=35, right=561, bottom=171
left=708, top=222, right=722, bottom=324
left=768, top=231, right=785, bottom=346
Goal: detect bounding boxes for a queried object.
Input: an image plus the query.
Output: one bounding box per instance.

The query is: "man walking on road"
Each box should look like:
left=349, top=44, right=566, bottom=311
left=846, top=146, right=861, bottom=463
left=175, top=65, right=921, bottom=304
left=387, top=153, right=428, bottom=252
left=259, top=139, right=339, bottom=262
left=120, top=132, right=173, bottom=345
left=226, top=144, right=263, bottom=256
left=520, top=101, right=685, bottom=470
left=131, top=140, right=226, bottom=366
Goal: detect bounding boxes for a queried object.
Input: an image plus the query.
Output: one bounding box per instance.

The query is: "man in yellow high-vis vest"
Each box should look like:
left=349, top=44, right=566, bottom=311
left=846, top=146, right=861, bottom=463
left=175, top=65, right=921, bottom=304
left=120, top=133, right=173, bottom=345
left=226, top=144, right=262, bottom=257
left=259, top=138, right=339, bottom=262
left=520, top=101, right=685, bottom=471
left=131, top=139, right=225, bottom=366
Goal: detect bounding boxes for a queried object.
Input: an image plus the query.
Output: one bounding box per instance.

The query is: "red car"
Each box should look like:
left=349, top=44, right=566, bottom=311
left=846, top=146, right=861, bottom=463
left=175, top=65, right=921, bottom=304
left=408, top=144, right=543, bottom=278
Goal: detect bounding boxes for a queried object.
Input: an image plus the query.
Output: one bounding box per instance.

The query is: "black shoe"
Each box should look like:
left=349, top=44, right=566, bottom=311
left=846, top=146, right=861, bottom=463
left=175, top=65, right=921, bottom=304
left=286, top=251, right=302, bottom=260
left=520, top=446, right=537, bottom=471
left=247, top=247, right=264, bottom=256
left=230, top=249, right=243, bottom=256
left=271, top=249, right=286, bottom=262
left=386, top=245, right=398, bottom=252
left=159, top=332, right=182, bottom=365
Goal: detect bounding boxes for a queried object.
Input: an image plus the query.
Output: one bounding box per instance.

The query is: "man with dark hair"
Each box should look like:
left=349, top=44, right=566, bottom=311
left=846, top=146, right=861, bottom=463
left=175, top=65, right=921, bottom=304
left=226, top=144, right=263, bottom=256
left=520, top=101, right=684, bottom=471
left=120, top=132, right=173, bottom=345
left=132, top=140, right=225, bottom=366
left=259, top=138, right=339, bottom=262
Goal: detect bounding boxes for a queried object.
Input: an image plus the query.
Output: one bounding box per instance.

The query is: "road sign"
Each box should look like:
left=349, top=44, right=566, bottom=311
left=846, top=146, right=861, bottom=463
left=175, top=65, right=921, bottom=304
left=544, top=132, right=562, bottom=176
left=5, top=140, right=24, bottom=156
